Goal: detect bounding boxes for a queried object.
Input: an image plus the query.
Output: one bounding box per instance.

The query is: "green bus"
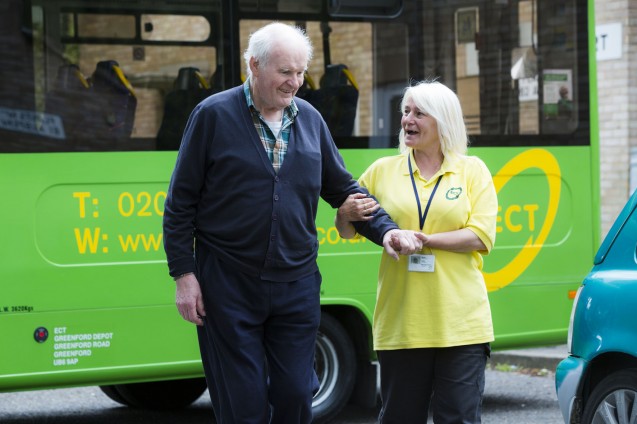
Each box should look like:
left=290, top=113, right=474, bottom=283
left=0, top=0, right=598, bottom=422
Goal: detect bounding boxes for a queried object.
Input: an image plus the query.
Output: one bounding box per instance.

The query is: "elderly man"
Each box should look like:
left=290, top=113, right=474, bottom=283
left=163, top=22, right=421, bottom=423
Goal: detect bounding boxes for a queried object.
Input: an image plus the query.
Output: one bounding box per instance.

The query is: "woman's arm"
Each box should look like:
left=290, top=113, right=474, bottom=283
left=416, top=228, right=487, bottom=253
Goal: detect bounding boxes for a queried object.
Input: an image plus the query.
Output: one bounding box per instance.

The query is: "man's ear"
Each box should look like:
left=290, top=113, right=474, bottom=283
left=249, top=57, right=259, bottom=77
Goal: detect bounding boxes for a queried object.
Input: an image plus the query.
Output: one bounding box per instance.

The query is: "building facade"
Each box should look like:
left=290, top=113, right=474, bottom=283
left=595, top=0, right=637, bottom=236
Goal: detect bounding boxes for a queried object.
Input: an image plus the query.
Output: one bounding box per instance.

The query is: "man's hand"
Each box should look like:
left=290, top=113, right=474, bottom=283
left=175, top=273, right=206, bottom=326
left=382, top=229, right=426, bottom=260
left=337, top=193, right=380, bottom=222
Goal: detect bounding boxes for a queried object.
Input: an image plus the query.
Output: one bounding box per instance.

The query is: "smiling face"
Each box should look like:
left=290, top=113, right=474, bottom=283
left=249, top=41, right=307, bottom=120
left=401, top=97, right=440, bottom=152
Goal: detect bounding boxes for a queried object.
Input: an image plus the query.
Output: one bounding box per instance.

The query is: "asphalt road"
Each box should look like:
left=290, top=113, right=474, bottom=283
left=332, top=365, right=564, bottom=424
left=0, top=366, right=563, bottom=424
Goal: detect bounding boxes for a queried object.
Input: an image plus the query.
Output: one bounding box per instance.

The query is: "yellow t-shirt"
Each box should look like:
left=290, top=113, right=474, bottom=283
left=358, top=151, right=498, bottom=350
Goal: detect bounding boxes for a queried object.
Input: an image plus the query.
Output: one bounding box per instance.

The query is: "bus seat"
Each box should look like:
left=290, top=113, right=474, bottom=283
left=296, top=70, right=317, bottom=101
left=295, top=70, right=320, bottom=121
left=156, top=66, right=214, bottom=150
left=45, top=64, right=99, bottom=142
left=209, top=64, right=223, bottom=93
left=89, top=60, right=137, bottom=140
left=310, top=64, right=359, bottom=137
left=52, top=63, right=90, bottom=91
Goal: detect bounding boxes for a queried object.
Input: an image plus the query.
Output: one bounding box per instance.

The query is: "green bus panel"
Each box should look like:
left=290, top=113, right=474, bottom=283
left=0, top=144, right=594, bottom=390
left=0, top=306, right=202, bottom=391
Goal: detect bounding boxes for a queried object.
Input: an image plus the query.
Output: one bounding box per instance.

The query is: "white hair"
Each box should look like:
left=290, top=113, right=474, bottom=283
left=398, top=80, right=469, bottom=157
left=243, top=22, right=313, bottom=78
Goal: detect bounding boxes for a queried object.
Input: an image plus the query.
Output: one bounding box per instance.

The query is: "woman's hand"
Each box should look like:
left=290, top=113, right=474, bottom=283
left=383, top=229, right=425, bottom=260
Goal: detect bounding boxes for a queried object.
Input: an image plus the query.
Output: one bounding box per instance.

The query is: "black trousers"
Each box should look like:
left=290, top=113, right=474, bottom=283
left=378, top=344, right=490, bottom=424
left=196, top=247, right=321, bottom=424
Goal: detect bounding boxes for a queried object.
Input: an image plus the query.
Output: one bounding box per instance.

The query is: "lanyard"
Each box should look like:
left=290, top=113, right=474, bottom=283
left=408, top=157, right=443, bottom=231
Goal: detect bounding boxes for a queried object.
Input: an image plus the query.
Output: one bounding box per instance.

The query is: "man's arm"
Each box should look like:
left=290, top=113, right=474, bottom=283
left=163, top=105, right=211, bottom=326
left=334, top=192, right=379, bottom=239
left=174, top=273, right=205, bottom=326
left=163, top=105, right=209, bottom=278
left=313, top=109, right=422, bottom=256
left=335, top=193, right=423, bottom=260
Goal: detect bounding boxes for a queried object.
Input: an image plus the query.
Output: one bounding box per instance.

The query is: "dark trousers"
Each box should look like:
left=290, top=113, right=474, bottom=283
left=196, top=248, right=321, bottom=424
left=378, top=344, right=490, bottom=424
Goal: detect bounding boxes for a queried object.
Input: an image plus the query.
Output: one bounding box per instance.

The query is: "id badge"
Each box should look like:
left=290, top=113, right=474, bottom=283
left=408, top=254, right=435, bottom=273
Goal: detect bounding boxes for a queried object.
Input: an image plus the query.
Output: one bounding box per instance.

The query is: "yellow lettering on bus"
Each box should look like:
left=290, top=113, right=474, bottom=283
left=118, top=233, right=163, bottom=252
left=118, top=191, right=166, bottom=217
left=74, top=227, right=101, bottom=254
left=524, top=204, right=539, bottom=231
left=118, top=192, right=134, bottom=217
left=484, top=149, right=561, bottom=291
left=317, top=227, right=326, bottom=245
left=316, top=226, right=368, bottom=245
left=141, top=233, right=163, bottom=251
left=136, top=192, right=153, bottom=217
left=326, top=227, right=341, bottom=245
left=504, top=205, right=522, bottom=232
left=73, top=192, right=91, bottom=218
left=154, top=191, right=166, bottom=216
left=497, top=204, right=540, bottom=233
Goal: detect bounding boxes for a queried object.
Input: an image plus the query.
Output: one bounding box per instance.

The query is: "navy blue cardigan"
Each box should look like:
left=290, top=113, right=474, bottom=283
left=163, top=85, right=398, bottom=282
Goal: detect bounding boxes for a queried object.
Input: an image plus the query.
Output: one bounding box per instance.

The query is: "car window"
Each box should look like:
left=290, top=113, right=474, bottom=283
left=602, top=199, right=637, bottom=268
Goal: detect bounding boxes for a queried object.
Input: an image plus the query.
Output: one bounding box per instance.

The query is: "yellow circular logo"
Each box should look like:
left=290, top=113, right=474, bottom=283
left=484, top=149, right=561, bottom=291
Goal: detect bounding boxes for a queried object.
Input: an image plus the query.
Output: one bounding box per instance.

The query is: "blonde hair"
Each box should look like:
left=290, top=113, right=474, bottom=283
left=243, top=22, right=313, bottom=78
left=398, top=80, right=468, bottom=157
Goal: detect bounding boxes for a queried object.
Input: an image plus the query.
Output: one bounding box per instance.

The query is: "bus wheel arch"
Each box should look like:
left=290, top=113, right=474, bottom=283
left=99, top=377, right=207, bottom=409
left=313, top=307, right=374, bottom=423
left=312, top=311, right=357, bottom=423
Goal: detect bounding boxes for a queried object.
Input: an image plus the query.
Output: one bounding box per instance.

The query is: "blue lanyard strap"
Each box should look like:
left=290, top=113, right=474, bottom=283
left=408, top=157, right=443, bottom=231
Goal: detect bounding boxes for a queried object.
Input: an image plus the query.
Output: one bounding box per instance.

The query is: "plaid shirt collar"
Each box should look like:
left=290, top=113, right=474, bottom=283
left=243, top=78, right=297, bottom=173
left=243, top=78, right=298, bottom=120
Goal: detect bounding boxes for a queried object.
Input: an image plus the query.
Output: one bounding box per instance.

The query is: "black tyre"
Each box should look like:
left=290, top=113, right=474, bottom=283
left=99, top=377, right=207, bottom=409
left=99, top=384, right=129, bottom=405
left=312, top=313, right=357, bottom=424
left=582, top=369, right=637, bottom=424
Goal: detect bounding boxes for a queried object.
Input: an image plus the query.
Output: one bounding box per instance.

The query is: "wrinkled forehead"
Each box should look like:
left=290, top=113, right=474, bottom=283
left=266, top=41, right=309, bottom=70
left=402, top=95, right=427, bottom=113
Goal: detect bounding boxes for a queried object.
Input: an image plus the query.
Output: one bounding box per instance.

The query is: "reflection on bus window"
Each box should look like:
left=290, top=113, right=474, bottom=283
left=0, top=0, right=583, bottom=153
left=140, top=15, right=211, bottom=42
left=77, top=14, right=136, bottom=39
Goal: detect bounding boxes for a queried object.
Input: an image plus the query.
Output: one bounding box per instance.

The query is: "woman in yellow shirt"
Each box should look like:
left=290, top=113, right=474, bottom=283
left=336, top=81, right=497, bottom=424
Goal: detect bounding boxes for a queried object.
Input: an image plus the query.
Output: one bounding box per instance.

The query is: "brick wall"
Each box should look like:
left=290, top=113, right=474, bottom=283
left=595, top=0, right=635, bottom=236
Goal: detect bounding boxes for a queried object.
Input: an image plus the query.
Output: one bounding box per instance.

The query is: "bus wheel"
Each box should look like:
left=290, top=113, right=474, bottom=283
left=99, top=377, right=207, bottom=409
left=312, top=313, right=357, bottom=424
left=581, top=369, right=637, bottom=424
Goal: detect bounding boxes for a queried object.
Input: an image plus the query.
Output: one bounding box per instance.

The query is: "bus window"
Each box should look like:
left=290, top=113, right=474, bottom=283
left=240, top=20, right=373, bottom=143
left=446, top=0, right=580, bottom=138
left=328, top=0, right=403, bottom=18
left=238, top=0, right=322, bottom=13
left=75, top=14, right=136, bottom=38
left=376, top=0, right=580, bottom=141
left=239, top=0, right=581, bottom=151
left=0, top=3, right=221, bottom=153
left=140, top=15, right=211, bottom=42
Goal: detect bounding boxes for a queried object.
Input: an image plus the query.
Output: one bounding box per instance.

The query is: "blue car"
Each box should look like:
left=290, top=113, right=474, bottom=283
left=555, top=188, right=637, bottom=424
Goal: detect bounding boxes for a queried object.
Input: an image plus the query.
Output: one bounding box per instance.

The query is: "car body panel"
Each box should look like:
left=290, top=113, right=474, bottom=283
left=555, top=188, right=637, bottom=422
left=555, top=356, right=587, bottom=422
